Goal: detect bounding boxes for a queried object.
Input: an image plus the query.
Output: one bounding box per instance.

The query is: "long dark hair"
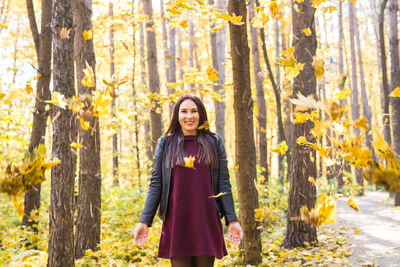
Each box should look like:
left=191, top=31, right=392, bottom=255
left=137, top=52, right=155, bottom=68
left=165, top=95, right=218, bottom=169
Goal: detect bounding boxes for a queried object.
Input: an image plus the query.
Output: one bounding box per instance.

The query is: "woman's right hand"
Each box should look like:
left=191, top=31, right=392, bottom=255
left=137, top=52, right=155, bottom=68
left=133, top=222, right=149, bottom=246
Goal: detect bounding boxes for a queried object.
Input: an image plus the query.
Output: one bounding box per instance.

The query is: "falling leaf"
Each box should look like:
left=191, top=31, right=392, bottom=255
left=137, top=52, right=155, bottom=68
left=25, top=82, right=33, bottom=94
left=208, top=192, right=227, bottom=199
left=11, top=195, right=24, bottom=217
left=43, top=157, right=61, bottom=169
left=0, top=22, right=8, bottom=29
left=303, top=27, right=312, bottom=36
left=354, top=229, right=360, bottom=234
left=70, top=142, right=83, bottom=149
left=300, top=192, right=336, bottom=227
left=296, top=136, right=307, bottom=145
left=79, top=117, right=90, bottom=130
left=271, top=141, right=288, bottom=155
left=184, top=155, right=195, bottom=168
left=81, top=61, right=95, bottom=87
left=206, top=66, right=219, bottom=81
left=254, top=208, right=265, bottom=222
left=46, top=92, right=68, bottom=109
left=59, top=27, right=71, bottom=39
left=290, top=93, right=323, bottom=111
left=197, top=121, right=210, bottom=130
left=347, top=197, right=359, bottom=212
left=269, top=1, right=281, bottom=19
left=83, top=29, right=93, bottom=40
left=308, top=176, right=317, bottom=186
left=234, top=164, right=239, bottom=172
left=313, top=59, right=325, bottom=78
left=355, top=116, right=369, bottom=131
left=389, top=87, right=400, bottom=97
left=228, top=13, right=244, bottom=25
left=179, top=20, right=188, bottom=28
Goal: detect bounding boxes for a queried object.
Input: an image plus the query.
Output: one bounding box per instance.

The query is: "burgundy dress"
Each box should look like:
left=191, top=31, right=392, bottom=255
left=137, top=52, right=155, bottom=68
left=158, top=135, right=227, bottom=259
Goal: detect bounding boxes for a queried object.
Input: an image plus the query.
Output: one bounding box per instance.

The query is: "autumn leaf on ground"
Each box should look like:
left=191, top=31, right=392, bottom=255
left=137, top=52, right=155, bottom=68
left=208, top=192, right=226, bottom=199
left=83, top=29, right=93, bottom=40
left=59, top=27, right=71, bottom=39
left=70, top=142, right=83, bottom=149
left=347, top=197, right=359, bottom=212
left=184, top=156, right=195, bottom=168
left=197, top=121, right=210, bottom=130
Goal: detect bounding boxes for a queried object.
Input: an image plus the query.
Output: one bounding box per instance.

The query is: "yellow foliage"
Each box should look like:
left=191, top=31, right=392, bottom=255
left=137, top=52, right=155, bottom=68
left=347, top=197, right=359, bottom=212
left=25, top=82, right=33, bottom=94
left=300, top=192, right=336, bottom=228
left=313, top=59, right=325, bottom=78
left=279, top=47, right=304, bottom=80
left=254, top=208, right=265, bottom=222
left=389, top=87, right=400, bottom=97
left=355, top=116, right=369, bottom=131
left=206, top=66, right=219, bottom=81
left=271, top=141, right=288, bottom=155
left=297, top=136, right=307, bottom=145
left=83, top=29, right=93, bottom=40
left=328, top=101, right=345, bottom=121
left=81, top=61, right=95, bottom=88
left=269, top=1, right=281, bottom=20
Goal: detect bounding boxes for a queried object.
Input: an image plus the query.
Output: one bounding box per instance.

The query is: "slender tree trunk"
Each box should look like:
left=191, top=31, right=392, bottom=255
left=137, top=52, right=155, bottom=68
left=143, top=0, right=162, bottom=153
left=109, top=2, right=119, bottom=185
left=23, top=0, right=52, bottom=230
left=249, top=0, right=268, bottom=182
left=48, top=0, right=76, bottom=264
left=282, top=0, right=317, bottom=249
left=388, top=0, right=400, bottom=206
left=336, top=0, right=345, bottom=188
left=11, top=17, right=21, bottom=85
left=348, top=2, right=363, bottom=190
left=177, top=27, right=184, bottom=87
left=168, top=16, right=176, bottom=111
left=72, top=0, right=102, bottom=258
left=188, top=18, right=195, bottom=92
left=228, top=0, right=261, bottom=264
left=379, top=0, right=392, bottom=146
left=139, top=1, right=152, bottom=162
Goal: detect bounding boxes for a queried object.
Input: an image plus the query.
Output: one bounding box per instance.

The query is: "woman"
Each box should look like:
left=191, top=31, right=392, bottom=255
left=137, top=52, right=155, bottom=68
left=134, top=95, right=243, bottom=267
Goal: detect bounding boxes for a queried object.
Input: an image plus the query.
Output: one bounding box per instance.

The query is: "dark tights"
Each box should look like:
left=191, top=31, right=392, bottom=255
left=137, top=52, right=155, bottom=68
left=170, top=256, right=215, bottom=267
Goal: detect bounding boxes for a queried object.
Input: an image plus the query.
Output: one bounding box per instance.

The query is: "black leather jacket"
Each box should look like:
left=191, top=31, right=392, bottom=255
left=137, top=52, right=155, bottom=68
left=139, top=133, right=238, bottom=227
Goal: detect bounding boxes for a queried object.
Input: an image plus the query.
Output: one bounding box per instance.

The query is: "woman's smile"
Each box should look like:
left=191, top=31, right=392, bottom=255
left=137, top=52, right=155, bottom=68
left=179, top=99, right=200, bottom=135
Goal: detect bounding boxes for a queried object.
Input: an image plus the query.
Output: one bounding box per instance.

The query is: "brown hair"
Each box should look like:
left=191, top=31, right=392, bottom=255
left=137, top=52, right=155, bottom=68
left=165, top=95, right=218, bottom=169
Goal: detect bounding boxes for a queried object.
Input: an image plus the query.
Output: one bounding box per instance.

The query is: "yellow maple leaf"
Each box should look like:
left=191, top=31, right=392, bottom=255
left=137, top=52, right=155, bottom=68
left=313, top=59, right=325, bottom=78
left=197, top=121, right=210, bottom=131
left=59, top=27, right=71, bottom=39
left=208, top=192, right=227, bottom=199
left=347, top=197, right=359, bottom=212
left=46, top=92, right=68, bottom=109
left=83, top=29, right=93, bottom=40
left=254, top=208, right=265, bottom=222
left=184, top=155, right=195, bottom=168
left=271, top=141, right=288, bottom=155
left=303, top=27, right=312, bottom=36
left=81, top=61, right=95, bottom=87
left=206, top=66, right=219, bottom=81
left=70, top=142, right=83, bottom=149
left=25, top=82, right=33, bottom=94
left=229, top=13, right=244, bottom=25
left=389, top=87, right=400, bottom=97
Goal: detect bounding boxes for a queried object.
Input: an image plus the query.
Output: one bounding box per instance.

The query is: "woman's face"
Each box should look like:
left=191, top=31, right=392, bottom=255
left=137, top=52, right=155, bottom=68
left=178, top=99, right=200, bottom=135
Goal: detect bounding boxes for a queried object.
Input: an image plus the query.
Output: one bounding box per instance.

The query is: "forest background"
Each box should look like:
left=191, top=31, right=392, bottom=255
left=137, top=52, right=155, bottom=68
left=0, top=0, right=400, bottom=266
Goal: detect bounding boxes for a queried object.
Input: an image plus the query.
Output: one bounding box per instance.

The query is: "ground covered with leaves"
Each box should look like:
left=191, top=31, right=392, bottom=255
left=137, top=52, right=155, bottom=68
left=0, top=175, right=359, bottom=266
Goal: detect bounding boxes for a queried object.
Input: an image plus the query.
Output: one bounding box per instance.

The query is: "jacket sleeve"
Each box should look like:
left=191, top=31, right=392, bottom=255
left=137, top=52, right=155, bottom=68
left=139, top=136, right=165, bottom=227
left=216, top=134, right=238, bottom=225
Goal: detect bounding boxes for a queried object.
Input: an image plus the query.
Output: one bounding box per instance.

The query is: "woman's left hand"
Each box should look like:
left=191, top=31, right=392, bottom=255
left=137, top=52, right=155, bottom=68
left=228, top=221, right=243, bottom=245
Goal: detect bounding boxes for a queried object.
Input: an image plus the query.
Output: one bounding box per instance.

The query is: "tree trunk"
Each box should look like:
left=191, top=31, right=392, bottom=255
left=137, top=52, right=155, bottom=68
left=379, top=0, right=392, bottom=146
left=354, top=3, right=375, bottom=161
left=249, top=0, right=268, bottom=182
left=209, top=0, right=227, bottom=144
left=109, top=2, right=119, bottom=185
left=282, top=0, right=317, bottom=249
left=188, top=18, right=195, bottom=92
left=139, top=2, right=153, bottom=162
left=348, top=2, right=363, bottom=190
left=227, top=0, right=261, bottom=264
left=168, top=16, right=176, bottom=112
left=23, top=0, right=52, bottom=231
left=48, top=0, right=76, bottom=265
left=388, top=0, right=400, bottom=206
left=72, top=0, right=102, bottom=259
left=143, top=0, right=162, bottom=153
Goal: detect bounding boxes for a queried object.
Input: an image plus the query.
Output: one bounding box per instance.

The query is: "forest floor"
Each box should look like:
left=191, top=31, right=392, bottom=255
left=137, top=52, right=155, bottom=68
left=329, top=191, right=400, bottom=267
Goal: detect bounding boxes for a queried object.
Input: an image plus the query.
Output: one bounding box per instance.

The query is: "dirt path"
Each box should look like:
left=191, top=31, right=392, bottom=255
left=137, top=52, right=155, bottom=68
left=331, top=191, right=400, bottom=267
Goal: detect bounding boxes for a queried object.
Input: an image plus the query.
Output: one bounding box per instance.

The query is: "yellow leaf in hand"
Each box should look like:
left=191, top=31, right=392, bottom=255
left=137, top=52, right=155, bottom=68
left=70, top=142, right=83, bottom=149
left=208, top=192, right=227, bottom=199
left=83, top=29, right=93, bottom=40
left=347, top=197, right=359, bottom=212
left=184, top=155, right=195, bottom=168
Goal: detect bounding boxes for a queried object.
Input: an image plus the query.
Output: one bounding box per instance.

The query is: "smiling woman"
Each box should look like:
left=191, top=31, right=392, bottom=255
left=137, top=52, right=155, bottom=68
left=134, top=94, right=243, bottom=267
